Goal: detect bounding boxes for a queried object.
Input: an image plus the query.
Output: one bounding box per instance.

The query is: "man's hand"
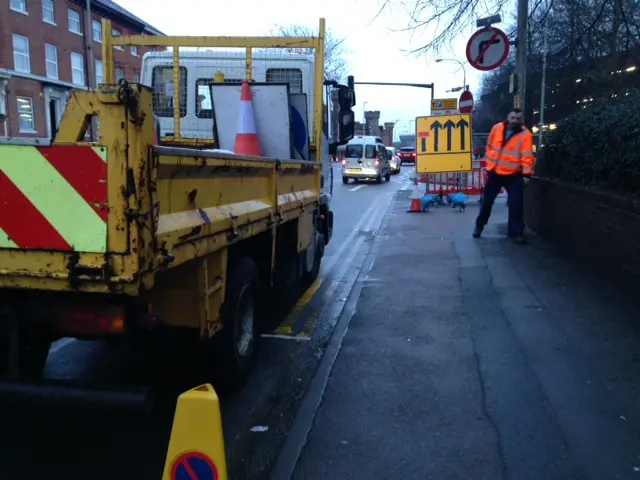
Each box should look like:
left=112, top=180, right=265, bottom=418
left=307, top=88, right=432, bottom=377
left=523, top=177, right=530, bottom=187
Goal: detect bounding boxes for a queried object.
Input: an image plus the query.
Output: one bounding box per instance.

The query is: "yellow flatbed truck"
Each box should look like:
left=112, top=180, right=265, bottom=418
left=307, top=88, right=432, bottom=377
left=0, top=22, right=356, bottom=401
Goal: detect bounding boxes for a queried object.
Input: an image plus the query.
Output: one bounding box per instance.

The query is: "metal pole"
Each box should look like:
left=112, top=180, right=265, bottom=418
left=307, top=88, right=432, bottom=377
left=538, top=12, right=549, bottom=150
left=515, top=0, right=529, bottom=115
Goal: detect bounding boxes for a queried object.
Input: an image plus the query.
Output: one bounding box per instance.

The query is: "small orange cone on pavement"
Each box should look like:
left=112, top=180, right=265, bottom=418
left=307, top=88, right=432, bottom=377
left=407, top=177, right=423, bottom=213
left=234, top=80, right=261, bottom=156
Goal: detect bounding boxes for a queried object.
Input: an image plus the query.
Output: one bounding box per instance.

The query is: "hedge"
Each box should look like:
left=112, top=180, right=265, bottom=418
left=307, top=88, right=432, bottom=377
left=535, top=90, right=640, bottom=196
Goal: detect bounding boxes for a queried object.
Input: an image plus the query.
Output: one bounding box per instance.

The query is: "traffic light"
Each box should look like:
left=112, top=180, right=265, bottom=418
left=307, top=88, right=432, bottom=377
left=336, top=75, right=356, bottom=145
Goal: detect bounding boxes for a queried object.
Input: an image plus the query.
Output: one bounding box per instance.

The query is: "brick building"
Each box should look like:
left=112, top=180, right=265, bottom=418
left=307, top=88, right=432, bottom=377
left=0, top=0, right=163, bottom=138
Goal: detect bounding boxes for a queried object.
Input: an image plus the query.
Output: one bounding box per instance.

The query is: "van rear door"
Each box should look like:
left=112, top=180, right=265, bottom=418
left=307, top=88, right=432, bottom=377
left=345, top=143, right=376, bottom=173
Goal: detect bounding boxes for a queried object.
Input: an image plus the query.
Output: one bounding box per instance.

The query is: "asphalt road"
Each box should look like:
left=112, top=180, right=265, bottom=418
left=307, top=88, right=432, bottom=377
left=0, top=162, right=415, bottom=480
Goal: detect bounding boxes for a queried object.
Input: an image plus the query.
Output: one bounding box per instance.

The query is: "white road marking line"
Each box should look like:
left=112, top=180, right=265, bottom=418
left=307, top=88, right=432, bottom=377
left=363, top=202, right=387, bottom=232
left=261, top=333, right=311, bottom=341
left=321, top=198, right=379, bottom=276
left=349, top=184, right=366, bottom=192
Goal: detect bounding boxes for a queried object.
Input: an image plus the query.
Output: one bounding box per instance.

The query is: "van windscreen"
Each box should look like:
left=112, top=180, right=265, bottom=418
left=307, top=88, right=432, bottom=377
left=346, top=144, right=376, bottom=159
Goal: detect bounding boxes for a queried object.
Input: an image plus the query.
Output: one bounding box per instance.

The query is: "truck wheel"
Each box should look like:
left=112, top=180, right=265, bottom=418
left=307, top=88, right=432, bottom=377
left=216, top=257, right=262, bottom=388
left=342, top=176, right=349, bottom=184
left=302, top=231, right=324, bottom=286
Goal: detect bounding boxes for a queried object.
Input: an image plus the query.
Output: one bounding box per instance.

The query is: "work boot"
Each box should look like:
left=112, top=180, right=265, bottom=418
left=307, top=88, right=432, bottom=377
left=472, top=226, right=483, bottom=238
left=511, top=235, right=526, bottom=245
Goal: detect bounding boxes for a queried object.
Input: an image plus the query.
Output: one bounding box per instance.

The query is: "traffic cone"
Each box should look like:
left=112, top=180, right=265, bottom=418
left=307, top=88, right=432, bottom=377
left=234, top=80, right=261, bottom=156
left=407, top=177, right=422, bottom=213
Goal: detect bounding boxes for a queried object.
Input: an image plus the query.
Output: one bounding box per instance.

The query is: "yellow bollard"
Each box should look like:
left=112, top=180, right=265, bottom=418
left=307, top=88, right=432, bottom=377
left=162, top=384, right=228, bottom=480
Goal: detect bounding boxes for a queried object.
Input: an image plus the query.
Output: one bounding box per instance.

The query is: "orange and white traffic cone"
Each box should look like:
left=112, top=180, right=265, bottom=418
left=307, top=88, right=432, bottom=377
left=234, top=80, right=261, bottom=156
left=407, top=177, right=422, bottom=213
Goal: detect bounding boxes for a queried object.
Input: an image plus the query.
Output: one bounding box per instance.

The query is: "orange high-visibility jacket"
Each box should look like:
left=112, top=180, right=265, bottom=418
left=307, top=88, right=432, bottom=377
left=485, top=122, right=534, bottom=176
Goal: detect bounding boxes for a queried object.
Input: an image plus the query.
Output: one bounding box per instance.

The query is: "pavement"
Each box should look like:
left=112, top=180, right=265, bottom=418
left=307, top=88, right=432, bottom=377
left=287, top=189, right=640, bottom=480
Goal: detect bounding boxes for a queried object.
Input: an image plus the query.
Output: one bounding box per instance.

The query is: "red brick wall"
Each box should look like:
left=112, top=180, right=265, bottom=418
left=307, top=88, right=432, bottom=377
left=0, top=0, right=158, bottom=137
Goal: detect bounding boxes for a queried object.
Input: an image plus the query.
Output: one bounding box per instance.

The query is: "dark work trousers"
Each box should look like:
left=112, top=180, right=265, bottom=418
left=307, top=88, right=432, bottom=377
left=475, top=170, right=525, bottom=236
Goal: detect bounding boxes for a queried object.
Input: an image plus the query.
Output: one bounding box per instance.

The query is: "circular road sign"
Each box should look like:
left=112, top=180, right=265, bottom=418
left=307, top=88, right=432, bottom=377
left=459, top=90, right=474, bottom=114
left=171, top=451, right=218, bottom=480
left=465, top=27, right=510, bottom=72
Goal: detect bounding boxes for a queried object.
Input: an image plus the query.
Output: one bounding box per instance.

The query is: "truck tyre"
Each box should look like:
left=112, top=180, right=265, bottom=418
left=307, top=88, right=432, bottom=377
left=216, top=257, right=262, bottom=388
left=302, top=231, right=324, bottom=286
left=342, top=176, right=349, bottom=184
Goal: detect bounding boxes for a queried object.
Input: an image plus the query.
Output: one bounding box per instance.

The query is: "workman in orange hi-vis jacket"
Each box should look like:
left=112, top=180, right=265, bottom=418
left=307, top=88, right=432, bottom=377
left=473, top=108, right=534, bottom=245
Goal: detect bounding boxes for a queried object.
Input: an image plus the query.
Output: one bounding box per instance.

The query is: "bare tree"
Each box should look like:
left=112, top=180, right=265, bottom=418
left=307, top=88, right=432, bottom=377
left=270, top=24, right=349, bottom=82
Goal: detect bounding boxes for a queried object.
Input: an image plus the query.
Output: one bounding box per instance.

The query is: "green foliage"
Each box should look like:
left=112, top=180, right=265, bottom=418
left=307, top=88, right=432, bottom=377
left=536, top=90, right=640, bottom=195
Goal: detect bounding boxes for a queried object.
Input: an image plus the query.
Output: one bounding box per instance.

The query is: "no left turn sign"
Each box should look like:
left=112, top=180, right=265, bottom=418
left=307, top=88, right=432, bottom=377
left=465, top=27, right=510, bottom=71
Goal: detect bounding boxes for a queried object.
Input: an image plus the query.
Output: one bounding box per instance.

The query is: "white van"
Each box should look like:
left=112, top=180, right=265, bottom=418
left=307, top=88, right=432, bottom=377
left=140, top=50, right=315, bottom=140
left=341, top=136, right=391, bottom=184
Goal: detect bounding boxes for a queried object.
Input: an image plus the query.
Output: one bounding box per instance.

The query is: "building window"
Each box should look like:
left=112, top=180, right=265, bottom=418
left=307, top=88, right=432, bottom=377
left=92, top=19, right=102, bottom=43
left=131, top=46, right=138, bottom=56
left=0, top=81, right=7, bottom=117
left=12, top=34, right=30, bottom=73
left=133, top=71, right=140, bottom=82
left=95, top=59, right=103, bottom=84
left=17, top=97, right=35, bottom=132
left=70, top=52, right=85, bottom=86
left=10, top=0, right=27, bottom=13
left=42, top=0, right=55, bottom=23
left=115, top=66, right=124, bottom=82
left=45, top=43, right=58, bottom=79
left=68, top=9, right=82, bottom=35
left=112, top=29, right=123, bottom=50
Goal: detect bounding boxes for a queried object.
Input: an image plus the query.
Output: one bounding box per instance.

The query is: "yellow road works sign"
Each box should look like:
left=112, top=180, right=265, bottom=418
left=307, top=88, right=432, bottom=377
left=415, top=114, right=472, bottom=174
left=162, top=384, right=227, bottom=480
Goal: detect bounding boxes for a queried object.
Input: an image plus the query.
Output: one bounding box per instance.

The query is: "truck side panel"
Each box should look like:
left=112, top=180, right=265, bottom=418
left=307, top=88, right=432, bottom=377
left=150, top=148, right=277, bottom=270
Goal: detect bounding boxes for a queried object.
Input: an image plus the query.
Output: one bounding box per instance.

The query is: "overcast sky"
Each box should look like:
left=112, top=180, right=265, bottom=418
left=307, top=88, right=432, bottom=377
left=117, top=0, right=486, bottom=136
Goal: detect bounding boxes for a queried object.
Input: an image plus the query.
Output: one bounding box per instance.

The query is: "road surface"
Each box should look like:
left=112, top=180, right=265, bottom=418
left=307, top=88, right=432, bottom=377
left=3, top=163, right=640, bottom=480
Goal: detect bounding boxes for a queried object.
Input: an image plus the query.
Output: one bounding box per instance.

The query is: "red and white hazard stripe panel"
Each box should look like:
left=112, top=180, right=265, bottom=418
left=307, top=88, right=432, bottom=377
left=0, top=145, right=108, bottom=252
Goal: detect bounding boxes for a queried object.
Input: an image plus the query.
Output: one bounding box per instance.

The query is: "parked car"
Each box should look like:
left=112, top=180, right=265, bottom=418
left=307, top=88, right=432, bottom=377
left=341, top=136, right=392, bottom=184
left=386, top=147, right=401, bottom=174
left=397, top=146, right=416, bottom=164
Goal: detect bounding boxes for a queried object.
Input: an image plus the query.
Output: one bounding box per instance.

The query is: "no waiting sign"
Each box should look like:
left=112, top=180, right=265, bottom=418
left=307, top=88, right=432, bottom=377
left=465, top=27, right=510, bottom=71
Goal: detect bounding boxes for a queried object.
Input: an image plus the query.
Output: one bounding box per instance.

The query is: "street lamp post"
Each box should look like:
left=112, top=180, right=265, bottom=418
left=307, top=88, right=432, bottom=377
left=436, top=58, right=467, bottom=91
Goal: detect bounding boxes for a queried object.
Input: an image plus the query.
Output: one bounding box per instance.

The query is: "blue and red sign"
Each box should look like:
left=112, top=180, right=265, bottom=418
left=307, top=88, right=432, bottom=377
left=170, top=451, right=218, bottom=480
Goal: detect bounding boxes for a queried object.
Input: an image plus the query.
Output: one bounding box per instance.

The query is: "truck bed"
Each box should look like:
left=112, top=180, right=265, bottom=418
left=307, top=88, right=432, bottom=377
left=0, top=90, right=320, bottom=297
